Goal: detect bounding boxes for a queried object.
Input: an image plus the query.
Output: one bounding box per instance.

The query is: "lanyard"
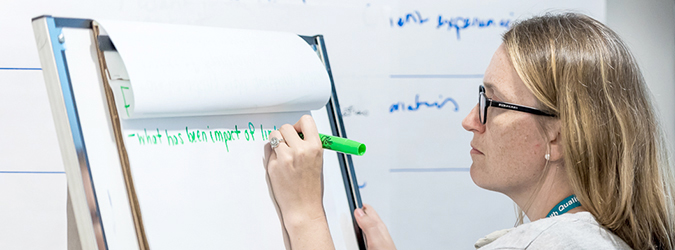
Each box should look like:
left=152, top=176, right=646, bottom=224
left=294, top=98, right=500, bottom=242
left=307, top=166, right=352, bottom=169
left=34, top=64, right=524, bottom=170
left=546, top=195, right=580, bottom=218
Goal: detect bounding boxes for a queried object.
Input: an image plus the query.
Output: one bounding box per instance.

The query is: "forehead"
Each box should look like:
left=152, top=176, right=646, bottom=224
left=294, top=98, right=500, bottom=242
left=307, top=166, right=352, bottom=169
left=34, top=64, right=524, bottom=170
left=483, top=44, right=528, bottom=100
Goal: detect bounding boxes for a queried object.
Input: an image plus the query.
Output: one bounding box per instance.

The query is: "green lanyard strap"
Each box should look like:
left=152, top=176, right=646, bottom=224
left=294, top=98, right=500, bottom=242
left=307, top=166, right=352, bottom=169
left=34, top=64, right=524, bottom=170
left=546, top=195, right=580, bottom=218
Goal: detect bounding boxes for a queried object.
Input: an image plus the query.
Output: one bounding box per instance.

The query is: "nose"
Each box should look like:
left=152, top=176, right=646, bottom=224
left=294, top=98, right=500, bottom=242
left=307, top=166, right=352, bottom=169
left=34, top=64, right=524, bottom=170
left=462, top=104, right=485, bottom=133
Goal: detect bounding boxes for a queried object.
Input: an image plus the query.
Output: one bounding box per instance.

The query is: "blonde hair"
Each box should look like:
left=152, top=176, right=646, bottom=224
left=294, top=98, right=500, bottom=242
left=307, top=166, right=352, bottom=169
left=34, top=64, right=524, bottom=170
left=502, top=13, right=675, bottom=250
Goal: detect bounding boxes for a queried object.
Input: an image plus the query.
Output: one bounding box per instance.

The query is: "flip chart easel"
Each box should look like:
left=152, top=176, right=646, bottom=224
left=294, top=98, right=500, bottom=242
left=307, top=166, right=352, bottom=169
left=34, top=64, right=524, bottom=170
left=32, top=16, right=364, bottom=250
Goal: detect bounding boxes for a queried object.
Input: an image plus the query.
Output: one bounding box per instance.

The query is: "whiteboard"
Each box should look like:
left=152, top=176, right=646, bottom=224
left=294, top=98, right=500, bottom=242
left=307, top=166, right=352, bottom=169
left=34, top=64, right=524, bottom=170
left=345, top=3, right=605, bottom=248
left=0, top=24, right=67, bottom=250
left=5, top=0, right=606, bottom=249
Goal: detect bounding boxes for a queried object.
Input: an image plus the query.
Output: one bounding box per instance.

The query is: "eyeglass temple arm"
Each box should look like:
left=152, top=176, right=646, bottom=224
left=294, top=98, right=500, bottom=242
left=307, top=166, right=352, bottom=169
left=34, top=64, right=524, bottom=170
left=488, top=100, right=556, bottom=117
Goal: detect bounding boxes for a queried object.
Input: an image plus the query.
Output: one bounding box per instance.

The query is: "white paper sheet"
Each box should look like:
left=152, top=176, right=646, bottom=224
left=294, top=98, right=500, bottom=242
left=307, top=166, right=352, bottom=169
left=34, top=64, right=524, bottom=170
left=95, top=20, right=332, bottom=119
left=121, top=112, right=299, bottom=249
left=115, top=109, right=358, bottom=249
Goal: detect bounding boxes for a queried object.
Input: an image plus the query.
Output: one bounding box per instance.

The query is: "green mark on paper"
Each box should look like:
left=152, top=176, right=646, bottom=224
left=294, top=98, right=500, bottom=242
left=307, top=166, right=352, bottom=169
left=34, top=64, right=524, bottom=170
left=120, top=86, right=131, bottom=117
left=126, top=123, right=366, bottom=156
left=127, top=122, right=275, bottom=153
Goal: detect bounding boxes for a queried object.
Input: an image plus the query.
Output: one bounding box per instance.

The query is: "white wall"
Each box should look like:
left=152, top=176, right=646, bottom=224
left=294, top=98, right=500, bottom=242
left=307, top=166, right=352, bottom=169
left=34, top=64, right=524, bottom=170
left=606, top=0, right=675, bottom=154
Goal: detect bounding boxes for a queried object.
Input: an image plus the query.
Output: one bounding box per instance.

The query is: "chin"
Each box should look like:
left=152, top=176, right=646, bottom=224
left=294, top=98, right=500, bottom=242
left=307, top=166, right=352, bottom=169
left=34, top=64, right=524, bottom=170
left=469, top=164, right=500, bottom=192
left=469, top=164, right=484, bottom=186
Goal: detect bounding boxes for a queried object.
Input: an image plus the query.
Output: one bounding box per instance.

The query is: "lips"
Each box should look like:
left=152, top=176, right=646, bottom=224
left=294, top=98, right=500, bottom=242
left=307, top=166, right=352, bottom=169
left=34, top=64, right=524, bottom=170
left=470, top=145, right=484, bottom=155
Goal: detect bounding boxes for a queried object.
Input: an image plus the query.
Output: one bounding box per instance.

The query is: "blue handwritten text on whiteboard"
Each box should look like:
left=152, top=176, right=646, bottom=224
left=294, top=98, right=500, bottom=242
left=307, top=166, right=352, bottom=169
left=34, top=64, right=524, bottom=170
left=390, top=11, right=513, bottom=40
left=389, top=94, right=459, bottom=113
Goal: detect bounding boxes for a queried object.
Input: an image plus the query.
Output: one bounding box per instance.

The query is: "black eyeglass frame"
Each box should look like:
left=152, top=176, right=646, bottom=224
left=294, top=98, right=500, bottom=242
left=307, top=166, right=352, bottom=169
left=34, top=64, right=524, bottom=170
left=479, top=85, right=556, bottom=124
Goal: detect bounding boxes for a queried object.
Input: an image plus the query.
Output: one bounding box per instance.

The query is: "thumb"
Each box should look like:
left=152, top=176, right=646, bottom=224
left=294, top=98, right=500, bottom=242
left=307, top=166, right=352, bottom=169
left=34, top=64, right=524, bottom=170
left=354, top=204, right=396, bottom=250
left=354, top=204, right=384, bottom=230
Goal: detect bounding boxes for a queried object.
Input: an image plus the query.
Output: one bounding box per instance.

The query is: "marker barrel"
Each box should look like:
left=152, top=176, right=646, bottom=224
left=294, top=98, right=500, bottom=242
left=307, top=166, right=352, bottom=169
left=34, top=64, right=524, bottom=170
left=298, top=133, right=366, bottom=156
left=319, top=134, right=366, bottom=156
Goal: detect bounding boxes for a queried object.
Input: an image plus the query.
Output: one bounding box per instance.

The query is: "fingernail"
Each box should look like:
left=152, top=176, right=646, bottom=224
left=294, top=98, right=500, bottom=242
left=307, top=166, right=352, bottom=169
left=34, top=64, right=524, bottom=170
left=355, top=208, right=364, bottom=217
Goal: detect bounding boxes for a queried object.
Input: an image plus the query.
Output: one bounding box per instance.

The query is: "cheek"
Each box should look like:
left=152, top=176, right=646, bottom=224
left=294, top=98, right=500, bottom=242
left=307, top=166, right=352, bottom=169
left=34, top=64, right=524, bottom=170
left=472, top=119, right=546, bottom=191
left=493, top=130, right=541, bottom=168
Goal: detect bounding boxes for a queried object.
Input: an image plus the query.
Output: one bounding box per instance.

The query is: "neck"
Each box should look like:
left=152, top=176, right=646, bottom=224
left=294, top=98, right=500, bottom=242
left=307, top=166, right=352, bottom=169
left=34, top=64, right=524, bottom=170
left=507, top=164, right=585, bottom=221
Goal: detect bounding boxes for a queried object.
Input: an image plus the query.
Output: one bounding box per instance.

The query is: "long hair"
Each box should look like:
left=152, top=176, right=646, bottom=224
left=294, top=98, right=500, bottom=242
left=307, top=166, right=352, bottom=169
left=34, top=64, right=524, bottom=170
left=502, top=13, right=675, bottom=250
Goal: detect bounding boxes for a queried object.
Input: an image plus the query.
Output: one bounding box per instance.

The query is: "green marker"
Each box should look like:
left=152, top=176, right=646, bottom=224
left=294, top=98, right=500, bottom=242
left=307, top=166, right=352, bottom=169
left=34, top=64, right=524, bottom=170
left=299, top=133, right=366, bottom=156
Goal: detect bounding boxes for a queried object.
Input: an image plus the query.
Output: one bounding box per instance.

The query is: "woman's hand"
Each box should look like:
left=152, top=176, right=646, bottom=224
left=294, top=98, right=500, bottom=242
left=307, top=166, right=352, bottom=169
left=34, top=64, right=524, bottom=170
left=266, top=115, right=334, bottom=249
left=355, top=204, right=397, bottom=250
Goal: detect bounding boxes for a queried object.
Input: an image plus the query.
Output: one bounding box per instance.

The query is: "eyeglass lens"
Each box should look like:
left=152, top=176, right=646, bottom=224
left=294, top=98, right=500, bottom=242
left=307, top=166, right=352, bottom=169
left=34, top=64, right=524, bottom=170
left=479, top=89, right=486, bottom=124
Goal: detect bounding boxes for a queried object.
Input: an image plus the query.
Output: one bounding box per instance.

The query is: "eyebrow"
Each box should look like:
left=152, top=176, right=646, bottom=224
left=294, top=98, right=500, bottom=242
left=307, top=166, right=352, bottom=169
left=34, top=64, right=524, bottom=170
left=483, top=82, right=495, bottom=90
left=483, top=82, right=501, bottom=95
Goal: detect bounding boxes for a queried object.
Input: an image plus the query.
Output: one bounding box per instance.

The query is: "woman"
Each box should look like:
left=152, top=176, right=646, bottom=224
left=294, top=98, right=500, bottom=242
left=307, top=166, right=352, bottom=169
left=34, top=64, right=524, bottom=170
left=266, top=13, right=675, bottom=249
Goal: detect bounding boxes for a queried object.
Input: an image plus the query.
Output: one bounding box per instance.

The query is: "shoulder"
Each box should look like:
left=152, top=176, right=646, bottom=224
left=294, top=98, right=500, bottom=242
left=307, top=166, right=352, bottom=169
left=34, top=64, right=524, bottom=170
left=478, top=212, right=632, bottom=250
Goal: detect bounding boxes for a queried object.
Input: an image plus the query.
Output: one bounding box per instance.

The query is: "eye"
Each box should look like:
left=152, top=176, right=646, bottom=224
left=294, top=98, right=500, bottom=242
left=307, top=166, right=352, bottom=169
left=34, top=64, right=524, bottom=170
left=484, top=91, right=502, bottom=102
left=484, top=92, right=496, bottom=101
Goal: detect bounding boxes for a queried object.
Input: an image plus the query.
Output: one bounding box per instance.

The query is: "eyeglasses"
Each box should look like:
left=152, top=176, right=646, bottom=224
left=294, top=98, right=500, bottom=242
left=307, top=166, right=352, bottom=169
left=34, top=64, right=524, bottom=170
left=479, top=85, right=556, bottom=124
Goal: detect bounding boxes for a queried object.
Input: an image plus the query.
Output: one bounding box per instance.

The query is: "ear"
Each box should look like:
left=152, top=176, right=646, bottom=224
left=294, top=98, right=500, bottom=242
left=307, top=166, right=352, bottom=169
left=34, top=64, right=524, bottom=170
left=546, top=120, right=563, bottom=162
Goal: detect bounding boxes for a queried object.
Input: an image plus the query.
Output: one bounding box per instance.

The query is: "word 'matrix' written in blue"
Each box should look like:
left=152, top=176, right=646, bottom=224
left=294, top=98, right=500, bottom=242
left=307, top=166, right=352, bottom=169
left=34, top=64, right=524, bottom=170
left=389, top=94, right=459, bottom=113
left=390, top=11, right=513, bottom=40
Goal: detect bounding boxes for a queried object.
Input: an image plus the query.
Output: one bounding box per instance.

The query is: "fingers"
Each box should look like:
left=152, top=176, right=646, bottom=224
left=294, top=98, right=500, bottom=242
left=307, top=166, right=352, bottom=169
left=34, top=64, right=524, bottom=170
left=293, top=115, right=320, bottom=144
left=265, top=144, right=277, bottom=170
left=278, top=124, right=303, bottom=147
left=355, top=204, right=397, bottom=250
left=275, top=115, right=320, bottom=148
left=268, top=130, right=290, bottom=153
left=355, top=204, right=384, bottom=231
left=264, top=139, right=274, bottom=170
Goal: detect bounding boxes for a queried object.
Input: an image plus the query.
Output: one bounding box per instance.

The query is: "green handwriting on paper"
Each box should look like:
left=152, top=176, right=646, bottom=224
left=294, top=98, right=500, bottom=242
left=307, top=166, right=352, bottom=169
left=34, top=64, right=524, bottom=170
left=126, top=122, right=277, bottom=152
left=120, top=86, right=131, bottom=117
